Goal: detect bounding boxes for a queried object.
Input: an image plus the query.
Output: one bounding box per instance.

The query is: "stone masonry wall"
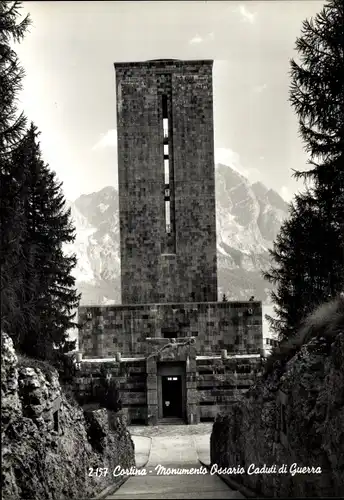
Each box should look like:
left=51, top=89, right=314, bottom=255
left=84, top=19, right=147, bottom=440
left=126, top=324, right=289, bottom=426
left=73, top=348, right=262, bottom=425
left=210, top=331, right=344, bottom=497
left=74, top=359, right=148, bottom=424
left=1, top=332, right=135, bottom=500
left=115, top=59, right=217, bottom=305
left=116, top=62, right=162, bottom=305
left=78, top=301, right=262, bottom=359
left=196, top=355, right=262, bottom=421
left=171, top=66, right=217, bottom=303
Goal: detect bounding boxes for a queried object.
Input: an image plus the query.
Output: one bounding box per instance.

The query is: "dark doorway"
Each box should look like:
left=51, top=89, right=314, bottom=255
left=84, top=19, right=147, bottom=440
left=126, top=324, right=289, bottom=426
left=162, top=375, right=182, bottom=418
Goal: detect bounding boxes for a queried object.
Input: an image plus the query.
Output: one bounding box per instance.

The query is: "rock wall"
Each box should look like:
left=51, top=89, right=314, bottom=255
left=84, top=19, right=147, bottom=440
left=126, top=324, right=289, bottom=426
left=210, top=315, right=344, bottom=497
left=1, top=332, right=135, bottom=500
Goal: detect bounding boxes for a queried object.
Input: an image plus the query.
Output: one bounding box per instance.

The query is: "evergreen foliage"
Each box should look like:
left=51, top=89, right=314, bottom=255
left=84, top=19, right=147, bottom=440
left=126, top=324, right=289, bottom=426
left=1, top=1, right=31, bottom=339
left=8, top=124, right=81, bottom=360
left=264, top=0, right=344, bottom=341
left=0, top=1, right=30, bottom=156
left=1, top=2, right=81, bottom=361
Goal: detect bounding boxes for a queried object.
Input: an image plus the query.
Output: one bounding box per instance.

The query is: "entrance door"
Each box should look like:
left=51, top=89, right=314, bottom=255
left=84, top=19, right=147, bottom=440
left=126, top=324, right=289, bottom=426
left=161, top=375, right=182, bottom=418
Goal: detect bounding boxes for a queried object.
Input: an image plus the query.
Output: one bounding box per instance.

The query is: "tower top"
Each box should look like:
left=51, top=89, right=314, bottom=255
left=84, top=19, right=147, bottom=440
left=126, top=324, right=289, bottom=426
left=114, top=59, right=214, bottom=71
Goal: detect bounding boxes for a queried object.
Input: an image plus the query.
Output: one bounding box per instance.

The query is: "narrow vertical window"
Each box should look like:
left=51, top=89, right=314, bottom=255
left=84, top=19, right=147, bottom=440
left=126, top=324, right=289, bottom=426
left=163, top=118, right=168, bottom=138
left=165, top=200, right=171, bottom=233
left=164, top=159, right=169, bottom=184
left=162, top=93, right=173, bottom=239
left=162, top=94, right=168, bottom=139
left=162, top=94, right=168, bottom=118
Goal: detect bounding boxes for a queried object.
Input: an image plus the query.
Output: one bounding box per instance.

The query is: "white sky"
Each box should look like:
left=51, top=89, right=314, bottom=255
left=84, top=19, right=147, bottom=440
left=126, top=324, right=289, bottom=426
left=15, top=1, right=324, bottom=202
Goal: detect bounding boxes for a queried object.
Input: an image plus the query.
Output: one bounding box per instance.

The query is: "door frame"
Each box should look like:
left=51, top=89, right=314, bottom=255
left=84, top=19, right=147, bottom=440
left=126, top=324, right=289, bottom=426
left=157, top=362, right=186, bottom=420
left=161, top=375, right=183, bottom=417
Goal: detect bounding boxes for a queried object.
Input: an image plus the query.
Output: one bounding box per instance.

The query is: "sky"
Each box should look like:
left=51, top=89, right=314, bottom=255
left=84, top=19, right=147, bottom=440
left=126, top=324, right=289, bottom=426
left=15, top=0, right=325, bottom=202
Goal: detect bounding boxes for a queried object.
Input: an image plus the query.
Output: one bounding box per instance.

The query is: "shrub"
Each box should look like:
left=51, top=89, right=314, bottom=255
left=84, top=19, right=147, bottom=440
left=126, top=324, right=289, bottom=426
left=263, top=295, right=344, bottom=377
left=17, top=354, right=56, bottom=382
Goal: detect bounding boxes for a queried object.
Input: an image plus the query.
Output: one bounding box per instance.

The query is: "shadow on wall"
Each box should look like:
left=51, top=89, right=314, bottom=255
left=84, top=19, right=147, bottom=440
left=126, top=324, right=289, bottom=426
left=210, top=295, right=344, bottom=498
left=74, top=372, right=123, bottom=412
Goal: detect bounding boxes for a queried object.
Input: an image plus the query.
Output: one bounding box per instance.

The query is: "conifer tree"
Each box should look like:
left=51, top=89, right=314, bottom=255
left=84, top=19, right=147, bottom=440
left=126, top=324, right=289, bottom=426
left=0, top=1, right=30, bottom=155
left=264, top=0, right=344, bottom=341
left=1, top=4, right=80, bottom=360
left=15, top=124, right=81, bottom=360
left=0, top=1, right=31, bottom=337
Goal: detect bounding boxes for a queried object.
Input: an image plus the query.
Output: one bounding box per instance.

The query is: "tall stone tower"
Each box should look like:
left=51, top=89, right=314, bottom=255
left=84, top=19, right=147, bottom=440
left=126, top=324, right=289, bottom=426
left=114, top=59, right=217, bottom=305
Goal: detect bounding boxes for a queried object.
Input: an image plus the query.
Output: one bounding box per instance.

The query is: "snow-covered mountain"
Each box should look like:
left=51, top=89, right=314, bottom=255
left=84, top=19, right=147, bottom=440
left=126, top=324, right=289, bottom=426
left=66, top=164, right=290, bottom=306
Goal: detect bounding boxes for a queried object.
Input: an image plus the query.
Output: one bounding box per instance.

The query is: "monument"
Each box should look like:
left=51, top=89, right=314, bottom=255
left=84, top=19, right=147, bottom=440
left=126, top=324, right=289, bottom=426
left=77, top=60, right=263, bottom=425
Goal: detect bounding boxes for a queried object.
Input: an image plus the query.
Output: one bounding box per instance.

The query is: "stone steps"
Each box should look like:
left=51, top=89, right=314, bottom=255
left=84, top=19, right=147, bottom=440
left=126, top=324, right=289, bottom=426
left=156, top=418, right=186, bottom=425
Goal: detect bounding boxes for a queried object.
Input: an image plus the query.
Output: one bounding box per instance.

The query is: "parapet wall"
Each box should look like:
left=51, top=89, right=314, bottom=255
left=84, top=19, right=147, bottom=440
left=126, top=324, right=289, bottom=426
left=75, top=358, right=148, bottom=424
left=196, top=355, right=261, bottom=421
left=73, top=347, right=263, bottom=425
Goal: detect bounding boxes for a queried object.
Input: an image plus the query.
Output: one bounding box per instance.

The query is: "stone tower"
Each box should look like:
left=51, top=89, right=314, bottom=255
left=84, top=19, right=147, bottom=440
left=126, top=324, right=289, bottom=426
left=114, top=59, right=218, bottom=305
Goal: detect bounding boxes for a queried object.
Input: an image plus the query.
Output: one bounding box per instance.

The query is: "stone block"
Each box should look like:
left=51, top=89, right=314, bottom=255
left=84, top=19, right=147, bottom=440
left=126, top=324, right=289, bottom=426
left=188, top=345, right=197, bottom=358
left=122, top=392, right=146, bottom=405
left=187, top=404, right=200, bottom=425
left=146, top=359, right=157, bottom=374
left=187, top=389, right=199, bottom=404
left=146, top=377, right=157, bottom=391
left=200, top=405, right=217, bottom=420
left=187, top=358, right=197, bottom=373
left=186, top=372, right=197, bottom=383
left=146, top=374, right=157, bottom=386
left=186, top=380, right=197, bottom=390
left=147, top=405, right=158, bottom=425
left=128, top=406, right=147, bottom=423
left=147, top=390, right=157, bottom=405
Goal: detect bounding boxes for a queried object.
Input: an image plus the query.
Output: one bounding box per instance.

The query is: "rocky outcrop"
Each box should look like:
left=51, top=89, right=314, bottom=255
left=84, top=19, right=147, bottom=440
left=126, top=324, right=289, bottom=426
left=210, top=301, right=344, bottom=497
left=1, top=332, right=135, bottom=500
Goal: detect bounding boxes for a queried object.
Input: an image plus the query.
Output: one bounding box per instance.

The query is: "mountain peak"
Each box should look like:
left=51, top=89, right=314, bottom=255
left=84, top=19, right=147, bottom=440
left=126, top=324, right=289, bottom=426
left=216, top=162, right=248, bottom=183
left=98, top=186, right=117, bottom=196
left=266, top=188, right=289, bottom=211
left=252, top=181, right=269, bottom=197
left=69, top=164, right=289, bottom=306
